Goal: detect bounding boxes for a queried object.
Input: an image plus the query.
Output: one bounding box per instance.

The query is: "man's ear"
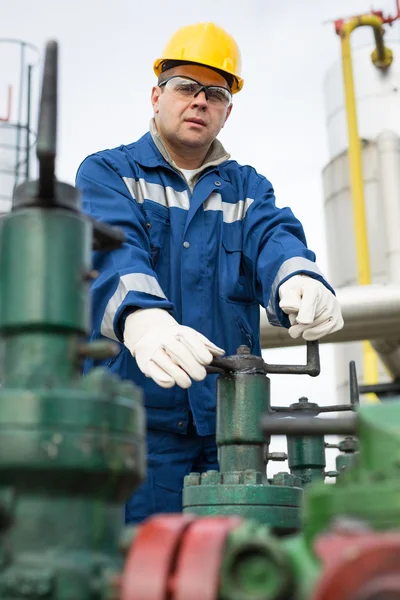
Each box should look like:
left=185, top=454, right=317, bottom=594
left=222, top=103, right=233, bottom=127
left=151, top=86, right=161, bottom=113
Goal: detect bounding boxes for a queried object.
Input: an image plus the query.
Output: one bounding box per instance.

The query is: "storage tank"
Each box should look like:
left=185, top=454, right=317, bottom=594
left=0, top=40, right=39, bottom=213
left=323, top=41, right=400, bottom=403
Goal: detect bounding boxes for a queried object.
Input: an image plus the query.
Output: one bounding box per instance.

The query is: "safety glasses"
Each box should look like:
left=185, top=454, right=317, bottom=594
left=159, top=76, right=232, bottom=106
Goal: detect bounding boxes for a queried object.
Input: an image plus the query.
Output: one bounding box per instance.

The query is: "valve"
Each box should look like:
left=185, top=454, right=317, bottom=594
left=325, top=436, right=359, bottom=474
left=261, top=360, right=360, bottom=439
left=325, top=437, right=359, bottom=454
left=186, top=342, right=305, bottom=529
left=208, top=340, right=320, bottom=377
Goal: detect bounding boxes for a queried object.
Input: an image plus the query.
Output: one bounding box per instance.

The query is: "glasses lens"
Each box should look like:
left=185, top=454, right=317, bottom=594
left=207, top=87, right=232, bottom=105
left=166, top=77, right=201, bottom=97
left=165, top=77, right=232, bottom=106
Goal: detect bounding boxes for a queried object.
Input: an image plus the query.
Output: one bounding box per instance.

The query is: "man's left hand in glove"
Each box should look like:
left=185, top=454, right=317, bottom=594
left=278, top=274, right=344, bottom=341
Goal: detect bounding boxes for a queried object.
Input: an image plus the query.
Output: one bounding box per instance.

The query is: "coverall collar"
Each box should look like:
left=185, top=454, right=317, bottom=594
left=149, top=118, right=230, bottom=189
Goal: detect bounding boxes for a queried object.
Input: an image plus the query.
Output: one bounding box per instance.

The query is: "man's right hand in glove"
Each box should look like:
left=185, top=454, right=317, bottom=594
left=123, top=308, right=225, bottom=389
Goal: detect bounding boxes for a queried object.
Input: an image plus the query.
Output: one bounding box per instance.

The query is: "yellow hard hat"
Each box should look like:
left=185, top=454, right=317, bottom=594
left=153, top=22, right=244, bottom=94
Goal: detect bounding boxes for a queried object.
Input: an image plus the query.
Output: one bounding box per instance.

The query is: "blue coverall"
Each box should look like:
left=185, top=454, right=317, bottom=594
left=76, top=126, right=331, bottom=523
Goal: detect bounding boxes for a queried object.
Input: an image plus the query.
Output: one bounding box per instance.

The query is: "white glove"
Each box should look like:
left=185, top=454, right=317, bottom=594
left=278, top=274, right=344, bottom=341
left=123, top=308, right=225, bottom=389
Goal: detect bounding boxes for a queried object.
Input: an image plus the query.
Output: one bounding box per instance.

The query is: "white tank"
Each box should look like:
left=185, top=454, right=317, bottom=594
left=323, top=42, right=400, bottom=403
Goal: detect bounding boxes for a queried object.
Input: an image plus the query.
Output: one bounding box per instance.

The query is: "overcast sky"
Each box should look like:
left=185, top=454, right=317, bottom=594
left=2, top=1, right=400, bottom=464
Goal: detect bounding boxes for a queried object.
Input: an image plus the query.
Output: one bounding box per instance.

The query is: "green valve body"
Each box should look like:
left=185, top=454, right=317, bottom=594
left=0, top=191, right=146, bottom=598
left=219, top=521, right=296, bottom=600
left=287, top=399, right=326, bottom=486
left=183, top=360, right=302, bottom=533
left=287, top=435, right=326, bottom=485
left=304, top=402, right=400, bottom=542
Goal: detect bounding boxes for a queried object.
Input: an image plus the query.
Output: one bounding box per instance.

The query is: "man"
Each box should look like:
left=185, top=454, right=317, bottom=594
left=76, top=22, right=343, bottom=524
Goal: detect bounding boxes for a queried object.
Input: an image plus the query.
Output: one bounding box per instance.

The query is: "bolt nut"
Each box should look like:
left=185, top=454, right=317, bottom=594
left=184, top=473, right=201, bottom=486
left=222, top=472, right=241, bottom=484
left=272, top=472, right=300, bottom=487
left=200, top=470, right=220, bottom=485
left=243, top=469, right=263, bottom=484
left=338, top=437, right=359, bottom=452
left=290, top=398, right=319, bottom=413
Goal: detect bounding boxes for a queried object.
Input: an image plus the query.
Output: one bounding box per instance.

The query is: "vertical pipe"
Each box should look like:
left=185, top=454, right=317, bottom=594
left=372, top=26, right=388, bottom=63
left=337, top=14, right=392, bottom=401
left=340, top=27, right=379, bottom=401
left=339, top=28, right=372, bottom=286
left=217, top=373, right=270, bottom=475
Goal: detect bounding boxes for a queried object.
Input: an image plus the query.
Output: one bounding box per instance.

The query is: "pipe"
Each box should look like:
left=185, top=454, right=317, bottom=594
left=371, top=339, right=400, bottom=379
left=260, top=284, right=400, bottom=349
left=336, top=14, right=393, bottom=399
left=337, top=14, right=392, bottom=282
left=371, top=25, right=393, bottom=69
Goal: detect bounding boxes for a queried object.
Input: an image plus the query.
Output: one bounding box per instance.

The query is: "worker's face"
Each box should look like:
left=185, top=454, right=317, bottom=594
left=151, top=64, right=233, bottom=150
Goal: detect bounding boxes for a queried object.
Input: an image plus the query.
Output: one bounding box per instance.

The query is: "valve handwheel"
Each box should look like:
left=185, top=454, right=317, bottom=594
left=121, top=515, right=242, bottom=600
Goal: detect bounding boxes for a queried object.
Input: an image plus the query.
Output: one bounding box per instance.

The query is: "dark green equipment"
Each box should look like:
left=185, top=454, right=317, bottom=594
left=0, top=41, right=146, bottom=600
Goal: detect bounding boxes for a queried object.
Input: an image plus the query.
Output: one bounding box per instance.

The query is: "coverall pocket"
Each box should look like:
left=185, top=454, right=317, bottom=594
left=218, top=295, right=256, bottom=352
left=143, top=201, right=170, bottom=269
left=220, top=237, right=256, bottom=305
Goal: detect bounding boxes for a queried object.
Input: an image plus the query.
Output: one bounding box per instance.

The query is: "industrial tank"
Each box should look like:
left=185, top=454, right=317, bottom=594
left=323, top=42, right=400, bottom=403
left=0, top=39, right=38, bottom=213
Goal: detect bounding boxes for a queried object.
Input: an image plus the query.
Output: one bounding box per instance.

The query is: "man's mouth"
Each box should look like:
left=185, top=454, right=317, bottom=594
left=185, top=118, right=206, bottom=127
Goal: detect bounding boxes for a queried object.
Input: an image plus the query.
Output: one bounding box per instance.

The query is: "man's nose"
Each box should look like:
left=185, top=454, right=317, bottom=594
left=190, top=90, right=208, bottom=109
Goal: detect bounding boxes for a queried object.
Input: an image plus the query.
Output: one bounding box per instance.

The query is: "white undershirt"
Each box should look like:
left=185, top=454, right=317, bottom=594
left=180, top=168, right=198, bottom=181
